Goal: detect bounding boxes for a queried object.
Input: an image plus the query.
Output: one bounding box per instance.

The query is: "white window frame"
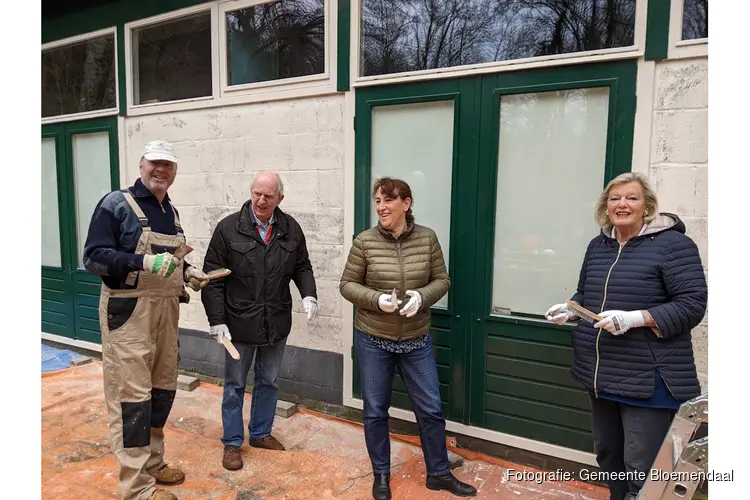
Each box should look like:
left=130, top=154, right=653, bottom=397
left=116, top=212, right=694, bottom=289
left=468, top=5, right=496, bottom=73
left=668, top=0, right=708, bottom=59
left=41, top=27, right=119, bottom=125
left=124, top=0, right=336, bottom=117
left=350, top=0, right=648, bottom=88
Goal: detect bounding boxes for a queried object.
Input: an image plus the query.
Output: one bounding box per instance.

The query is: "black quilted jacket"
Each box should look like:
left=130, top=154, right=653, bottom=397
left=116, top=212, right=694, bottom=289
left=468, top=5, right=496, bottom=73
left=570, top=213, right=707, bottom=401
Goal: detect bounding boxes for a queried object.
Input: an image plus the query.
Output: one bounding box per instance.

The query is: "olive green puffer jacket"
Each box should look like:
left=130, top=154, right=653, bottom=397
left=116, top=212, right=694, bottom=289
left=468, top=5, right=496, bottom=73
left=339, top=220, right=450, bottom=341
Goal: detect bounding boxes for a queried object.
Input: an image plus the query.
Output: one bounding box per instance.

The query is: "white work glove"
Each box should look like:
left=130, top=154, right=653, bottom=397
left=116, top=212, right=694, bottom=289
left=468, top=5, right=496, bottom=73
left=209, top=324, right=231, bottom=344
left=545, top=303, right=577, bottom=325
left=184, top=267, right=209, bottom=292
left=378, top=292, right=402, bottom=313
left=302, top=296, right=318, bottom=321
left=142, top=253, right=178, bottom=277
left=594, top=310, right=646, bottom=335
left=399, top=290, right=422, bottom=318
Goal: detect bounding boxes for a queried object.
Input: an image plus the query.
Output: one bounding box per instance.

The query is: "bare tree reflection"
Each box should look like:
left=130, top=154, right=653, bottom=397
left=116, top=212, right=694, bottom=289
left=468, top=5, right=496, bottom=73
left=362, top=0, right=636, bottom=76
left=42, top=36, right=116, bottom=117
left=682, top=0, right=707, bottom=40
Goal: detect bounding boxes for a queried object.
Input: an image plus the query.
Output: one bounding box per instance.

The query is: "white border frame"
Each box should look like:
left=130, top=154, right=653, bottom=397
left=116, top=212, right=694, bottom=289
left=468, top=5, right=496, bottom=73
left=124, top=0, right=337, bottom=117
left=350, top=0, right=648, bottom=87
left=668, top=0, right=708, bottom=59
left=41, top=27, right=120, bottom=125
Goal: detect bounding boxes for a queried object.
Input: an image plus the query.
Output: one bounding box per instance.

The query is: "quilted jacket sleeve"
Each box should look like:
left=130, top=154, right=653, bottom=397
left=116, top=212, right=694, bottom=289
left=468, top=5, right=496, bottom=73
left=569, top=239, right=592, bottom=305
left=201, top=222, right=229, bottom=327
left=647, top=235, right=707, bottom=339
left=339, top=235, right=382, bottom=311
left=414, top=231, right=450, bottom=309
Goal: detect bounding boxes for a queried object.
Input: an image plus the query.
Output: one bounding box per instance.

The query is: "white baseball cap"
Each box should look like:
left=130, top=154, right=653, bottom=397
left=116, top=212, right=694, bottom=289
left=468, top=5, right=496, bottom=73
left=142, top=140, right=178, bottom=163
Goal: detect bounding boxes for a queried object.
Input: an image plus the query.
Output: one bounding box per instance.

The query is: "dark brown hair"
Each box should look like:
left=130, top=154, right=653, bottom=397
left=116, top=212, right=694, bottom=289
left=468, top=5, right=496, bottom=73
left=372, top=177, right=414, bottom=222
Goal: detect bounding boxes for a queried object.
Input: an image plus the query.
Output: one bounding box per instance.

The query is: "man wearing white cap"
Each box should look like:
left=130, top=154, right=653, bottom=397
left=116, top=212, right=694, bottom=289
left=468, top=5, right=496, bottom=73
left=83, top=140, right=209, bottom=500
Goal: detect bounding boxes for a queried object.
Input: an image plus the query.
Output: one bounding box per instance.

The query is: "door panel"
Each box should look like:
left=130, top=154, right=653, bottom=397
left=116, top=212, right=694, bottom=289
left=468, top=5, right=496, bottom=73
left=41, top=117, right=119, bottom=343
left=353, top=60, right=637, bottom=452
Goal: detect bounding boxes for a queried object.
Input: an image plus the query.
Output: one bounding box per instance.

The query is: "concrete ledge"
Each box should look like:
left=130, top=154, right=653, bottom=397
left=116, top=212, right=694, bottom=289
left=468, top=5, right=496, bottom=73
left=276, top=400, right=297, bottom=418
left=177, top=374, right=199, bottom=392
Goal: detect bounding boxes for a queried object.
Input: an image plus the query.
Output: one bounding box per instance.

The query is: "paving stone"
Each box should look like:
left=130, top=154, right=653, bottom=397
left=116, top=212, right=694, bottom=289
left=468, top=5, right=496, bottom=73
left=448, top=449, right=464, bottom=469
left=276, top=400, right=297, bottom=418
left=177, top=374, right=199, bottom=392
left=69, top=356, right=92, bottom=367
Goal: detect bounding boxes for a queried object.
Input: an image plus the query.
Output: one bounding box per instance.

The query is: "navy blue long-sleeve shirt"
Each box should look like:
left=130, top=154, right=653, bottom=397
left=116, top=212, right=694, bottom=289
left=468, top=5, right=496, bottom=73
left=83, top=178, right=192, bottom=290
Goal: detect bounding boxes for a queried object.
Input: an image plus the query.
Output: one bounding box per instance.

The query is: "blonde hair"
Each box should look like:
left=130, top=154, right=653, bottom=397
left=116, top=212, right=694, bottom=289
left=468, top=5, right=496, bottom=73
left=595, top=172, right=659, bottom=231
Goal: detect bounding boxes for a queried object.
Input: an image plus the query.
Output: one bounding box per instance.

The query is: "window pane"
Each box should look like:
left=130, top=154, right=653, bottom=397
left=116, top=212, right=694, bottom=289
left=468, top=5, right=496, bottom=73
left=42, top=138, right=62, bottom=268
left=491, top=88, right=609, bottom=316
left=42, top=35, right=116, bottom=117
left=682, top=0, right=708, bottom=40
left=226, top=0, right=325, bottom=86
left=370, top=101, right=454, bottom=309
left=73, top=132, right=112, bottom=268
left=133, top=12, right=212, bottom=105
left=361, top=0, right=636, bottom=77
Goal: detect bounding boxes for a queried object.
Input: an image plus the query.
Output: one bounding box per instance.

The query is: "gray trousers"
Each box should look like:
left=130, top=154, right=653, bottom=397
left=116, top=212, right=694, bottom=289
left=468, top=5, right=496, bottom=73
left=589, top=394, right=677, bottom=500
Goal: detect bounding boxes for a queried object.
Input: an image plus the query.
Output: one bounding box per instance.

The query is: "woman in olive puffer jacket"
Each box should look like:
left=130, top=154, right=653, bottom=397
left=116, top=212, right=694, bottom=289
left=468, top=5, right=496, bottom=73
left=340, top=177, right=476, bottom=500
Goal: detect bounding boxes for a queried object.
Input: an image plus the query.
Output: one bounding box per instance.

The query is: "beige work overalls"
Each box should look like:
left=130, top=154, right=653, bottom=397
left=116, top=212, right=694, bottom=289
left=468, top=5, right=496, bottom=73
left=99, top=191, right=185, bottom=500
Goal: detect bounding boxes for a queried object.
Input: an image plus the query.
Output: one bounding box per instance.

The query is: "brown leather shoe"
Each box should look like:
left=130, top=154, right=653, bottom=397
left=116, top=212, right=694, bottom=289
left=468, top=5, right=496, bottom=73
left=148, top=490, right=178, bottom=500
left=222, top=445, right=243, bottom=470
left=148, top=464, right=185, bottom=486
left=249, top=435, right=285, bottom=450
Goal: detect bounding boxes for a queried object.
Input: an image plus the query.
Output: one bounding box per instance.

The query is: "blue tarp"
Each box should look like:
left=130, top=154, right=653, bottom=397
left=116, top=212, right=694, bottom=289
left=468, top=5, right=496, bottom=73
left=42, top=344, right=78, bottom=373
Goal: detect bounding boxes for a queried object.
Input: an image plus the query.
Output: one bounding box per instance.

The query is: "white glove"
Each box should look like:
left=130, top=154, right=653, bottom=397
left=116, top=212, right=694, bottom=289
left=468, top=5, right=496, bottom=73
left=378, top=292, right=402, bottom=313
left=184, top=267, right=209, bottom=292
left=545, top=303, right=577, bottom=325
left=594, top=310, right=646, bottom=335
left=302, top=296, right=318, bottom=321
left=209, top=324, right=231, bottom=344
left=399, top=290, right=422, bottom=318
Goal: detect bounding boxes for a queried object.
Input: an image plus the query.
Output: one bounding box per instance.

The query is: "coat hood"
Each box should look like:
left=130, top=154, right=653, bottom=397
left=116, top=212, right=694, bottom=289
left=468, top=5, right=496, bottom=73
left=604, top=212, right=686, bottom=240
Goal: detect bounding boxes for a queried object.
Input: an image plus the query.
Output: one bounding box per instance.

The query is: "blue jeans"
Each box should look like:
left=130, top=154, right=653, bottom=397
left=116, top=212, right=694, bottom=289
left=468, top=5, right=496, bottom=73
left=355, top=330, right=450, bottom=476
left=221, top=337, right=287, bottom=446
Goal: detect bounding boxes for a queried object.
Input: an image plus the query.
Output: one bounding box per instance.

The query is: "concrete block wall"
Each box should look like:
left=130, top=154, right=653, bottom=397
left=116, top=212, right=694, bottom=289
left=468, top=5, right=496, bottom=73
left=122, top=95, right=347, bottom=356
left=649, top=56, right=708, bottom=389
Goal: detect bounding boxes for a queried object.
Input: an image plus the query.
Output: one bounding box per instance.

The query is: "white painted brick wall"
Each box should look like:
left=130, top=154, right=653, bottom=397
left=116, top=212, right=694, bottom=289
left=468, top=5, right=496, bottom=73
left=650, top=57, right=708, bottom=391
left=123, top=95, right=346, bottom=354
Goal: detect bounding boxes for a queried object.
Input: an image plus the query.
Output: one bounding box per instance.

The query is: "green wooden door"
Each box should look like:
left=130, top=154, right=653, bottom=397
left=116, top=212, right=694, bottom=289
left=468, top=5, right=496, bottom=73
left=353, top=59, right=637, bottom=451
left=41, top=117, right=120, bottom=343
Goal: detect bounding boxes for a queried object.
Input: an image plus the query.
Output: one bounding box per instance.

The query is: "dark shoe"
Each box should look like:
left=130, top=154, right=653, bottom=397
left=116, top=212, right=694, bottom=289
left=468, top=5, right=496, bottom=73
left=222, top=445, right=243, bottom=470
left=249, top=435, right=285, bottom=450
left=148, top=464, right=185, bottom=486
left=426, top=472, right=477, bottom=497
left=372, top=473, right=391, bottom=500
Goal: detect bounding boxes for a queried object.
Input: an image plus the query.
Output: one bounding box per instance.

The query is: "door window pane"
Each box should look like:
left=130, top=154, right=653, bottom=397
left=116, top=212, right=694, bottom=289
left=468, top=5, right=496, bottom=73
left=42, top=34, right=116, bottom=117
left=682, top=0, right=708, bottom=40
left=42, top=138, right=62, bottom=268
left=72, top=132, right=112, bottom=268
left=361, top=0, right=637, bottom=77
left=370, top=101, right=454, bottom=309
left=491, top=88, right=609, bottom=316
left=226, top=0, right=325, bottom=87
left=132, top=12, right=212, bottom=105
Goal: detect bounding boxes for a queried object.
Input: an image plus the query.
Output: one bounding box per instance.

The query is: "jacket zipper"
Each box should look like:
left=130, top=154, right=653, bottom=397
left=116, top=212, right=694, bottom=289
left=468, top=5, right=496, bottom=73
left=594, top=241, right=625, bottom=398
left=396, top=239, right=405, bottom=340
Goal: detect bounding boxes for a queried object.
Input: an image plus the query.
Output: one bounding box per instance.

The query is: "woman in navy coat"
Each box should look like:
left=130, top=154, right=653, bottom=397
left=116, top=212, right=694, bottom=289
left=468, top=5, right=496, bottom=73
left=545, top=172, right=707, bottom=500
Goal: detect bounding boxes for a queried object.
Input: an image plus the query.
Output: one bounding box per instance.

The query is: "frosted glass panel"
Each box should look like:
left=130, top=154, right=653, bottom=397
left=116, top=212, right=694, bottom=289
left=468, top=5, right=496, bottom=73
left=42, top=138, right=62, bottom=268
left=491, top=88, right=609, bottom=316
left=370, top=101, right=454, bottom=309
left=73, top=132, right=112, bottom=268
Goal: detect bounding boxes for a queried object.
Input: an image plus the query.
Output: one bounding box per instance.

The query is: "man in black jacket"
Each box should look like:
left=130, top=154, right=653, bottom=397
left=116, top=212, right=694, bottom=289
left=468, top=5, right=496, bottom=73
left=201, top=171, right=317, bottom=471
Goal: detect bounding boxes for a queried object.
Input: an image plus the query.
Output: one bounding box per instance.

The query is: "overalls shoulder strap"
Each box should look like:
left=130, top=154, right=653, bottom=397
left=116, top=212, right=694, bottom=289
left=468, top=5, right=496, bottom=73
left=121, top=190, right=152, bottom=286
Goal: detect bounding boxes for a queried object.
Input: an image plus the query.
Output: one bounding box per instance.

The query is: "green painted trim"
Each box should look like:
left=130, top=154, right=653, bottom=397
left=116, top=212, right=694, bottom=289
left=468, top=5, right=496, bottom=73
left=117, top=24, right=127, bottom=115
left=336, top=0, right=351, bottom=91
left=645, top=0, right=671, bottom=61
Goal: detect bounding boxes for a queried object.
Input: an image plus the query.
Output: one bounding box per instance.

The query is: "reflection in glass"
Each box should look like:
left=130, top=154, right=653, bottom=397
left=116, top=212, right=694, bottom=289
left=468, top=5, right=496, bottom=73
left=226, top=0, right=325, bottom=86
left=491, top=88, right=609, bottom=316
left=42, top=35, right=116, bottom=117
left=73, top=133, right=112, bottom=268
left=42, top=139, right=62, bottom=268
left=361, top=0, right=636, bottom=77
left=132, top=12, right=212, bottom=105
left=682, top=0, right=708, bottom=40
left=370, top=101, right=455, bottom=309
